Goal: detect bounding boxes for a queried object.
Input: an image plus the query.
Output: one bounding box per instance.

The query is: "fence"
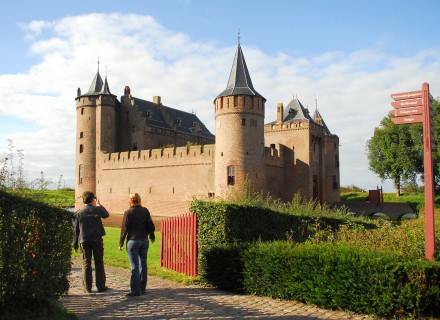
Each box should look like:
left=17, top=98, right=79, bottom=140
left=160, top=213, right=197, bottom=277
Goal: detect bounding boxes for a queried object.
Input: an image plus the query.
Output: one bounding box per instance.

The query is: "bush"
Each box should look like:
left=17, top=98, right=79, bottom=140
left=190, top=200, right=375, bottom=284
left=242, top=241, right=440, bottom=318
left=0, top=190, right=74, bottom=313
left=200, top=243, right=246, bottom=292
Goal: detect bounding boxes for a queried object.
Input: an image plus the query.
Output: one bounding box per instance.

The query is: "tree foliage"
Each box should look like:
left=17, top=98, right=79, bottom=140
left=366, top=98, right=440, bottom=195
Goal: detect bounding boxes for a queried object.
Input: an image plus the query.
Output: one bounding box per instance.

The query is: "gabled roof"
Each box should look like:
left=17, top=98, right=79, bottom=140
left=216, top=44, right=265, bottom=100
left=132, top=97, right=215, bottom=139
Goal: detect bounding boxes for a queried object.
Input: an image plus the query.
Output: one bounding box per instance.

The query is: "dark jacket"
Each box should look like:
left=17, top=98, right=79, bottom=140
left=119, top=205, right=154, bottom=247
left=73, top=204, right=109, bottom=248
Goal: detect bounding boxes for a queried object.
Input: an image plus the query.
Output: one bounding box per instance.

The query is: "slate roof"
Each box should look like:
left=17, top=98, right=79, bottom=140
left=266, top=98, right=333, bottom=135
left=132, top=97, right=215, bottom=139
left=266, top=97, right=313, bottom=125
left=79, top=69, right=114, bottom=97
left=313, top=109, right=331, bottom=135
left=216, top=44, right=265, bottom=100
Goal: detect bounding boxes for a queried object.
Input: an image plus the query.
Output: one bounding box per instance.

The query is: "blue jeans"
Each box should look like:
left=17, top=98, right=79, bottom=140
left=126, top=238, right=149, bottom=294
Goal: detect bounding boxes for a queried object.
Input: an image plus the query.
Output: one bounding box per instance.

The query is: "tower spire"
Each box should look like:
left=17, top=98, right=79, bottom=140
left=216, top=42, right=265, bottom=100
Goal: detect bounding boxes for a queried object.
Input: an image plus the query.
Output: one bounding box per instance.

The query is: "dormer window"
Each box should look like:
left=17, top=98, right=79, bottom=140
left=176, top=118, right=182, bottom=125
left=193, top=122, right=196, bottom=127
left=146, top=111, right=151, bottom=118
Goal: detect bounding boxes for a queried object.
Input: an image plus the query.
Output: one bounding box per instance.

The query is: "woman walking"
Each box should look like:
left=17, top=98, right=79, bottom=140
left=119, top=193, right=155, bottom=297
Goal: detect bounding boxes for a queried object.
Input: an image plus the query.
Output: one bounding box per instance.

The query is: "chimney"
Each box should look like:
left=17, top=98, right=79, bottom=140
left=277, top=103, right=284, bottom=123
left=153, top=96, right=161, bottom=105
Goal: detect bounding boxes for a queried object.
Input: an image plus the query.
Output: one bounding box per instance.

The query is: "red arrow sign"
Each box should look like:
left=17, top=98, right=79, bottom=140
left=391, top=114, right=423, bottom=125
left=391, top=106, right=424, bottom=117
left=391, top=90, right=422, bottom=101
left=391, top=98, right=423, bottom=109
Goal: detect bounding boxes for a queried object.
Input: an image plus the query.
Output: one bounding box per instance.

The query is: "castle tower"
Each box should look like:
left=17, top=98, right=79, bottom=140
left=214, top=43, right=266, bottom=198
left=74, top=66, right=117, bottom=209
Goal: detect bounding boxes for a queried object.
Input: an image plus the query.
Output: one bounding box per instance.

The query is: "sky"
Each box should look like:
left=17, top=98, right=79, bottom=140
left=0, top=0, right=439, bottom=191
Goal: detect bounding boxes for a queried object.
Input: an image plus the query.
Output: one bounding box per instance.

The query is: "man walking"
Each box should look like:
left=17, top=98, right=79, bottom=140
left=73, top=191, right=109, bottom=293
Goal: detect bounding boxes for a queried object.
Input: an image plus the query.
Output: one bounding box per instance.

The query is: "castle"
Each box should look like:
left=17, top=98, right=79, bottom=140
left=75, top=43, right=340, bottom=216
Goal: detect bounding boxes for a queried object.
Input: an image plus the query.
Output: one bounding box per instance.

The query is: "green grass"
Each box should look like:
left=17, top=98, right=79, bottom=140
left=72, top=227, right=200, bottom=285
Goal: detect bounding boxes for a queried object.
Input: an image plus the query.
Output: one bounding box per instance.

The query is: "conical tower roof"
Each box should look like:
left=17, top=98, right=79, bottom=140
left=216, top=44, right=265, bottom=100
left=313, top=108, right=331, bottom=135
left=80, top=64, right=114, bottom=97
left=85, top=68, right=104, bottom=95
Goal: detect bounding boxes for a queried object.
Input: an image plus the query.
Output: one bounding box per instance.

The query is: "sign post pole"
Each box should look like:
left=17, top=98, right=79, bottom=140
left=422, top=82, right=435, bottom=261
left=391, top=83, right=435, bottom=261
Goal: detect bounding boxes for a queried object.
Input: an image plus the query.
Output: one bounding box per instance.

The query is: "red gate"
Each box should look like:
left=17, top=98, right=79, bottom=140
left=160, top=213, right=197, bottom=276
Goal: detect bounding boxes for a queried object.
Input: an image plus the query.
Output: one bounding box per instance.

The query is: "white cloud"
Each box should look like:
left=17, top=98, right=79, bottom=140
left=1, top=12, right=440, bottom=192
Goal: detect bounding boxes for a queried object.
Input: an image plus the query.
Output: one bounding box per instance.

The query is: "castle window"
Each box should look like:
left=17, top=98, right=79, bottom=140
left=78, top=164, right=84, bottom=185
left=250, top=119, right=257, bottom=127
left=79, top=132, right=83, bottom=139
left=242, top=118, right=246, bottom=126
left=234, top=96, right=238, bottom=107
left=81, top=108, right=84, bottom=115
left=227, top=165, right=235, bottom=186
left=132, top=143, right=138, bottom=151
left=335, top=155, right=339, bottom=168
left=79, top=144, right=84, bottom=153
left=332, top=175, right=339, bottom=190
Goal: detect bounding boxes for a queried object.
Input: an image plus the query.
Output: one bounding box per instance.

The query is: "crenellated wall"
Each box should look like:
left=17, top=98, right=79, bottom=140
left=95, top=144, right=215, bottom=216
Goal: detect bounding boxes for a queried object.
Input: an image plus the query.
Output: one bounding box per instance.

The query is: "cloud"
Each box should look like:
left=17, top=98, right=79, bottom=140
left=1, top=12, right=440, bottom=191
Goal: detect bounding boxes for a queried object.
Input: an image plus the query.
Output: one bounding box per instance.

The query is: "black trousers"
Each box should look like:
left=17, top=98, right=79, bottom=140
left=81, top=239, right=106, bottom=292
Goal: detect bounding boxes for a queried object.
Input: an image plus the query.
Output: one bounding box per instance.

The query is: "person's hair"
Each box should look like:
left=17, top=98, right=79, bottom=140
left=129, top=193, right=141, bottom=206
left=82, top=191, right=95, bottom=204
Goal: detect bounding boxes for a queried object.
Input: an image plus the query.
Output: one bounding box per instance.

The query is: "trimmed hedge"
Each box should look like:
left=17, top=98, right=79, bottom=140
left=242, top=241, right=440, bottom=318
left=0, top=190, right=74, bottom=312
left=190, top=200, right=375, bottom=277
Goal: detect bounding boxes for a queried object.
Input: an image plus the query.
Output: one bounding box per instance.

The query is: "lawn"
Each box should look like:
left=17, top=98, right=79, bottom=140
left=72, top=226, right=198, bottom=284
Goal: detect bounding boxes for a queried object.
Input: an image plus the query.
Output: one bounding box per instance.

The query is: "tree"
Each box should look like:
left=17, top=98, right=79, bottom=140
left=366, top=98, right=440, bottom=195
left=366, top=115, right=421, bottom=196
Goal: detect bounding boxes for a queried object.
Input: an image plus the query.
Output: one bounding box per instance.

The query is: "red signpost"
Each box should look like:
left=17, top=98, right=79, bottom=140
left=391, top=106, right=424, bottom=117
left=390, top=83, right=435, bottom=261
left=391, top=114, right=424, bottom=124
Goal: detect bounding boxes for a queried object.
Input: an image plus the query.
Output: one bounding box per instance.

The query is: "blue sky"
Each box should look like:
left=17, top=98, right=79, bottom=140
left=1, top=0, right=439, bottom=191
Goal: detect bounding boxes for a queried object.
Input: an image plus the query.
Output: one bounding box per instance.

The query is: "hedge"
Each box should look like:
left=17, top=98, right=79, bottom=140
left=0, top=190, right=74, bottom=313
left=190, top=200, right=375, bottom=278
left=242, top=241, right=440, bottom=318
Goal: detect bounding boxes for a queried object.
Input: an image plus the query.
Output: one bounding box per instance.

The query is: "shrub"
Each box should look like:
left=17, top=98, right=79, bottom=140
left=0, top=190, right=74, bottom=313
left=242, top=241, right=440, bottom=318
left=190, top=199, right=375, bottom=283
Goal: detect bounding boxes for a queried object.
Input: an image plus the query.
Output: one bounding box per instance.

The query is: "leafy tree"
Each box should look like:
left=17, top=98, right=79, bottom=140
left=366, top=115, right=421, bottom=196
left=366, top=98, right=440, bottom=195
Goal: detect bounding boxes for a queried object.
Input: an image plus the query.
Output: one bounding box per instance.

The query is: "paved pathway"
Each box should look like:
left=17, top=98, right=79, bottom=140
left=60, top=258, right=373, bottom=320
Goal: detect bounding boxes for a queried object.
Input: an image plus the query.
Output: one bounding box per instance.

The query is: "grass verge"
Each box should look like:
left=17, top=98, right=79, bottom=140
left=72, top=226, right=200, bottom=285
